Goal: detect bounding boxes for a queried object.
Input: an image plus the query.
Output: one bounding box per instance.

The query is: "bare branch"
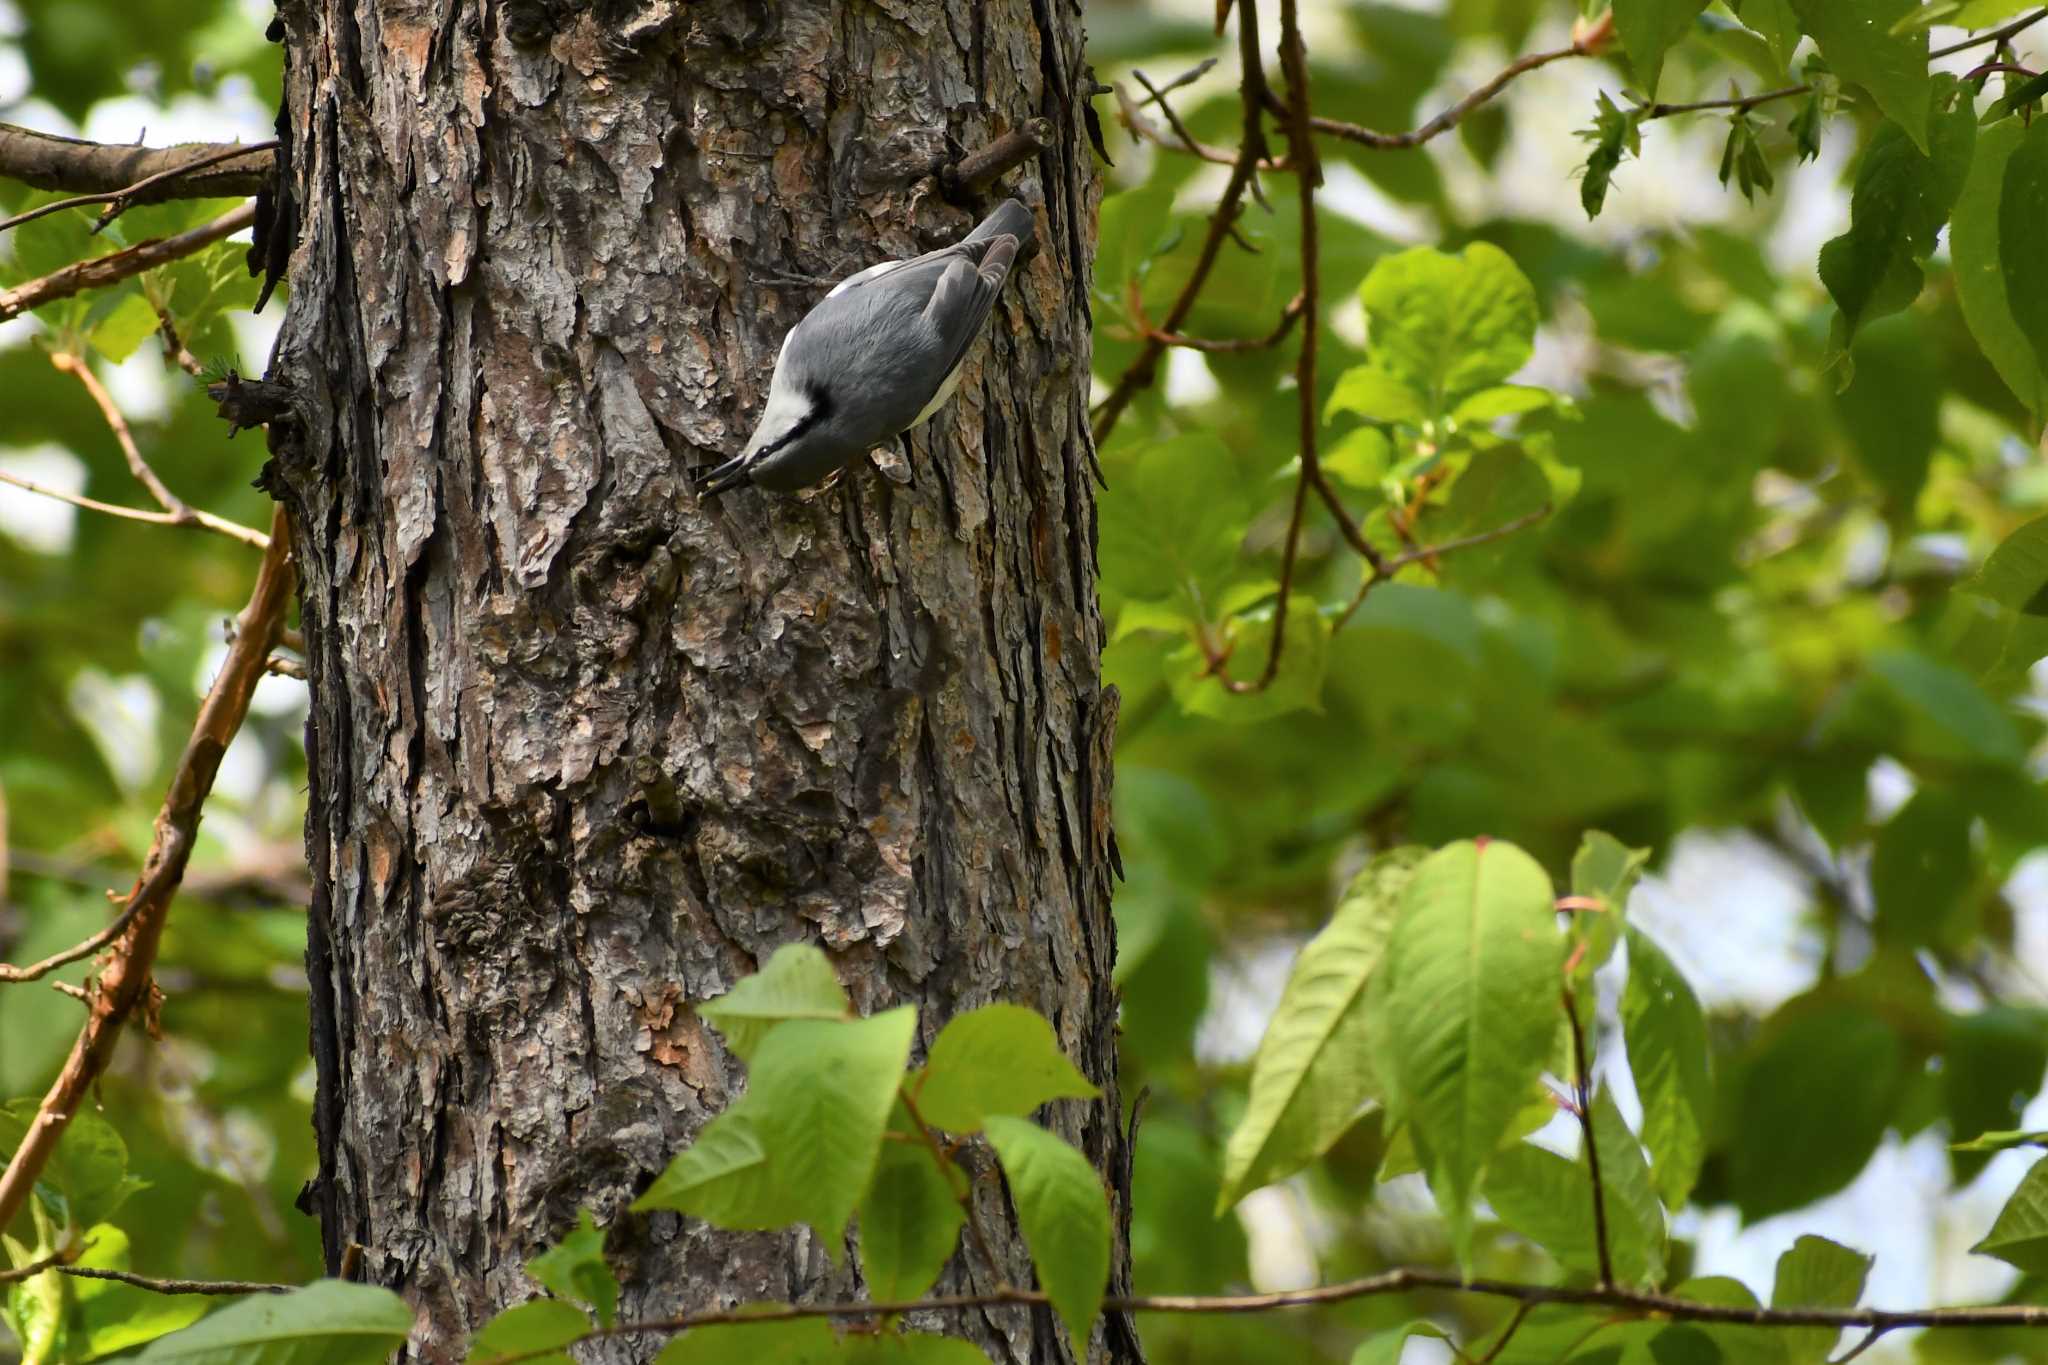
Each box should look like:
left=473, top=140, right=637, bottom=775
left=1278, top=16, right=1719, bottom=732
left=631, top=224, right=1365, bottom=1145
left=1637, top=84, right=1811, bottom=122
left=54, top=1266, right=293, bottom=1296
left=1933, top=7, right=2048, bottom=58
left=1118, top=283, right=1304, bottom=353
left=0, top=470, right=268, bottom=548
left=0, top=138, right=276, bottom=236
left=0, top=123, right=272, bottom=208
left=46, top=349, right=271, bottom=548
left=0, top=200, right=255, bottom=323
left=939, top=120, right=1052, bottom=199
left=0, top=1251, right=69, bottom=1286
left=1309, top=11, right=1615, bottom=151
left=0, top=507, right=294, bottom=1232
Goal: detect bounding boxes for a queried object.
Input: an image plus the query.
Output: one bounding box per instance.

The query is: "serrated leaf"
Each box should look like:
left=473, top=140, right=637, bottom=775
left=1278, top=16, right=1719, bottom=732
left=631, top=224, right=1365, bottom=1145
left=1817, top=90, right=1975, bottom=347
left=699, top=943, right=851, bottom=1062
left=636, top=1009, right=917, bottom=1253
left=1380, top=839, right=1562, bottom=1263
left=1217, top=847, right=1425, bottom=1210
left=983, top=1116, right=1109, bottom=1356
left=1621, top=927, right=1711, bottom=1209
left=1771, top=1235, right=1872, bottom=1364
left=133, top=1281, right=414, bottom=1362
left=1788, top=0, right=1931, bottom=151
left=858, top=1132, right=965, bottom=1301
left=525, top=1210, right=617, bottom=1330
left=1952, top=119, right=2048, bottom=417
left=2000, top=113, right=2048, bottom=387
left=1614, top=0, right=1711, bottom=97
left=1355, top=242, right=1540, bottom=424
left=468, top=1299, right=589, bottom=1365
left=1973, top=1156, right=2048, bottom=1273
left=1593, top=1089, right=1668, bottom=1286
left=913, top=1004, right=1099, bottom=1133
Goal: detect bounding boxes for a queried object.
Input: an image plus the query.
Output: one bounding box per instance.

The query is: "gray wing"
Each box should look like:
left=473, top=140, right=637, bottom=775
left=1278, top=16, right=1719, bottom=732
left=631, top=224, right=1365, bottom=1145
left=915, top=231, right=1025, bottom=402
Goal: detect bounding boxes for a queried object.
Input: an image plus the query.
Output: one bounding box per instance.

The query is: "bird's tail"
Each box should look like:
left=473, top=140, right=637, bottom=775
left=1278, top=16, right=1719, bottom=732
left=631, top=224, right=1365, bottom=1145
left=962, top=198, right=1035, bottom=253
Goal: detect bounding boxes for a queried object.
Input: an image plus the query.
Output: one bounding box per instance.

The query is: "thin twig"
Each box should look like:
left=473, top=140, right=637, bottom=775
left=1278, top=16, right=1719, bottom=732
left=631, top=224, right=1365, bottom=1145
left=1933, top=8, right=2048, bottom=58
left=1331, top=506, right=1552, bottom=633
left=0, top=882, right=149, bottom=984
left=1636, top=84, right=1810, bottom=121
left=0, top=507, right=293, bottom=1233
left=1563, top=988, right=1615, bottom=1290
left=0, top=200, right=255, bottom=323
left=1829, top=1324, right=1891, bottom=1363
left=1119, top=283, right=1305, bottom=353
left=0, top=470, right=269, bottom=549
left=46, top=350, right=270, bottom=548
left=1135, top=58, right=1217, bottom=108
left=53, top=1266, right=293, bottom=1296
left=0, top=140, right=277, bottom=236
left=264, top=654, right=308, bottom=681
left=0, top=1251, right=68, bottom=1286
left=1308, top=11, right=1615, bottom=150
left=1132, top=69, right=1218, bottom=165
left=1092, top=0, right=1275, bottom=446
left=475, top=1269, right=2048, bottom=1365
left=1475, top=1302, right=1536, bottom=1365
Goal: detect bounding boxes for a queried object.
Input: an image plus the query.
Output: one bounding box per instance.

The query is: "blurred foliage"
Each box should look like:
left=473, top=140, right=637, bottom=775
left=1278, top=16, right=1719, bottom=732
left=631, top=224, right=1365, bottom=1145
left=7, top=0, right=2048, bottom=1361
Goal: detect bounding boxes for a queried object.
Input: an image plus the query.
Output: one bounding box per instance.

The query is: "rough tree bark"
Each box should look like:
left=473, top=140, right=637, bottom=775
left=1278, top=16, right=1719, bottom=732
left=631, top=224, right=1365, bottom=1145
left=263, top=0, right=1124, bottom=1360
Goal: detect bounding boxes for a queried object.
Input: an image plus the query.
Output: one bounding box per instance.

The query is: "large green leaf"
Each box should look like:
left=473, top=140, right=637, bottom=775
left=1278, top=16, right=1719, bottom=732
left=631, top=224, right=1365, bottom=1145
left=1483, top=1093, right=1663, bottom=1288
left=1591, top=1088, right=1667, bottom=1287
left=1099, top=434, right=1250, bottom=608
left=1613, top=0, right=1712, bottom=95
left=1946, top=1010, right=2048, bottom=1181
left=133, top=1281, right=414, bottom=1363
left=982, top=1116, right=1110, bottom=1356
left=1336, top=243, right=1539, bottom=428
left=1379, top=839, right=1562, bottom=1261
left=1621, top=927, right=1712, bottom=1209
left=1216, top=847, right=1424, bottom=1210
left=858, top=1129, right=965, bottom=1301
left=913, top=1004, right=1099, bottom=1133
left=1788, top=0, right=1931, bottom=150
left=67, top=1223, right=209, bottom=1360
left=1816, top=90, right=1974, bottom=348
left=653, top=1314, right=841, bottom=1365
left=699, top=943, right=851, bottom=1063
left=635, top=1009, right=917, bottom=1250
left=0, top=1104, right=147, bottom=1233
left=1870, top=789, right=1974, bottom=949
left=1952, top=119, right=2048, bottom=416
left=1732, top=0, right=1801, bottom=69
left=467, top=1299, right=588, bottom=1365
left=1973, top=1156, right=2048, bottom=1274
left=525, top=1209, right=618, bottom=1329
left=1770, top=1235, right=1872, bottom=1365
left=2000, top=113, right=2048, bottom=385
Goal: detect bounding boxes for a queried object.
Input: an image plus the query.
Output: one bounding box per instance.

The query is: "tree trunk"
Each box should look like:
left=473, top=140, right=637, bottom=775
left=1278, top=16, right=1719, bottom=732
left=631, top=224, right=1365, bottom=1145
left=264, top=0, right=1123, bottom=1359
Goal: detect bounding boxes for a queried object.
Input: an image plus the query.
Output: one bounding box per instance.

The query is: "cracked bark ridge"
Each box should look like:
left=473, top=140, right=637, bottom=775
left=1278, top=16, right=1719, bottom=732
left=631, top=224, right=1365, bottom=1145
left=267, top=0, right=1122, bottom=1360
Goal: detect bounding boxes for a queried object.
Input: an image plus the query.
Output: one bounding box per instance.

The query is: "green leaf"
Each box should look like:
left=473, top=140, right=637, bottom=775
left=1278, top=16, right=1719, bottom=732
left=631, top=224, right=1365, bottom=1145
left=1621, top=927, right=1712, bottom=1209
left=1869, top=648, right=2025, bottom=767
left=654, top=1314, right=842, bottom=1365
left=635, top=1009, right=918, bottom=1251
left=1216, top=847, right=1425, bottom=1211
left=1578, top=92, right=1641, bottom=219
left=1728, top=999, right=1902, bottom=1220
left=1380, top=839, right=1562, bottom=1263
left=1973, top=1157, right=2048, bottom=1274
left=1450, top=384, right=1555, bottom=424
left=1947, top=121, right=2048, bottom=415
left=0, top=1105, right=147, bottom=1233
left=1614, top=0, right=1711, bottom=96
left=913, top=1004, right=1099, bottom=1133
left=1816, top=91, right=1975, bottom=347
left=86, top=291, right=161, bottom=364
left=468, top=1299, right=589, bottom=1365
left=1787, top=0, right=1931, bottom=151
left=1733, top=0, right=1802, bottom=69
left=982, top=1116, right=1110, bottom=1355
left=858, top=1131, right=965, bottom=1301
left=1326, top=365, right=1428, bottom=426
left=1947, top=1011, right=2048, bottom=1181
left=133, top=1281, right=414, bottom=1363
left=1664, top=1277, right=1789, bottom=1365
left=1355, top=243, right=1540, bottom=424
left=1566, top=829, right=1648, bottom=991
left=1099, top=434, right=1249, bottom=606
left=1592, top=1088, right=1667, bottom=1287
left=525, top=1210, right=618, bottom=1330
left=1348, top=1320, right=1451, bottom=1365
left=1172, top=597, right=1329, bottom=723
left=69, top=1223, right=208, bottom=1359
left=2000, top=113, right=2048, bottom=387
left=1870, top=790, right=1974, bottom=948
left=1770, top=1234, right=1872, bottom=1365
left=699, top=943, right=851, bottom=1062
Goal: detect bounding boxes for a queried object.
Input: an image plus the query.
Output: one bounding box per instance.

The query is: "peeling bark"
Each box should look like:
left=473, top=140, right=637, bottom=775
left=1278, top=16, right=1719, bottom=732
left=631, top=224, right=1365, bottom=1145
left=267, top=0, right=1123, bottom=1360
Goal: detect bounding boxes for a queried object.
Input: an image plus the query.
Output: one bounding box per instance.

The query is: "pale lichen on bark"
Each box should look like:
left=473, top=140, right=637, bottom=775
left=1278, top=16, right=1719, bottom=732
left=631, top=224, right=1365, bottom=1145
left=268, top=0, right=1124, bottom=1358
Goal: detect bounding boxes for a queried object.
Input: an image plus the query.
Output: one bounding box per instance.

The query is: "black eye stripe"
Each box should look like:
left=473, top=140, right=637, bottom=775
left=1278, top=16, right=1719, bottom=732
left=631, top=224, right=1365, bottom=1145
left=758, top=387, right=833, bottom=460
